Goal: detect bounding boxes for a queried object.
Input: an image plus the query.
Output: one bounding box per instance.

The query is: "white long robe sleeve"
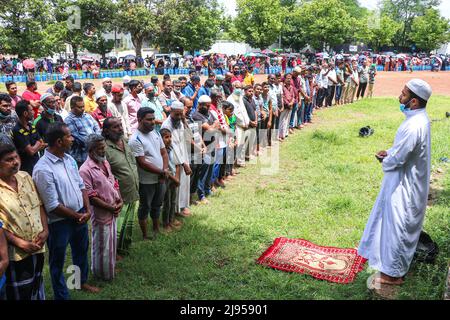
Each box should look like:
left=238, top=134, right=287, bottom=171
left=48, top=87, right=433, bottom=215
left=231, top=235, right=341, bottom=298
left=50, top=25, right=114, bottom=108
left=358, top=108, right=431, bottom=277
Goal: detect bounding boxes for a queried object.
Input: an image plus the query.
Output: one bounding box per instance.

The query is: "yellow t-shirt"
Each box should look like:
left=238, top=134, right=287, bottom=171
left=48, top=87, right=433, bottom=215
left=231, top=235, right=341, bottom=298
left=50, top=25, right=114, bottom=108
left=243, top=73, right=255, bottom=86
left=84, top=96, right=98, bottom=113
left=0, top=171, right=45, bottom=261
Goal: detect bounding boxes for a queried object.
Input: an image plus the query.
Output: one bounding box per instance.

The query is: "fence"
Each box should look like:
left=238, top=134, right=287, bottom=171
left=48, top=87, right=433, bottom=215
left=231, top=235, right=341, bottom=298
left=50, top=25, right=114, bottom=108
left=1, top=65, right=449, bottom=83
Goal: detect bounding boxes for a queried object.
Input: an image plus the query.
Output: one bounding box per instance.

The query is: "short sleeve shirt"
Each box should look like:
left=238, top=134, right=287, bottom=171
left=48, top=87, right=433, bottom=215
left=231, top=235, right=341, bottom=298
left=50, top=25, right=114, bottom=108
left=12, top=122, right=41, bottom=175
left=129, top=130, right=165, bottom=184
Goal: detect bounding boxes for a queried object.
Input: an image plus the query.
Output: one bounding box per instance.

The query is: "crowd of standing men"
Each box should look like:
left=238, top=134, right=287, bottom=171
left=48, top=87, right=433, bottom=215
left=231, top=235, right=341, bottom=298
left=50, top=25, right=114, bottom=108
left=0, top=55, right=377, bottom=300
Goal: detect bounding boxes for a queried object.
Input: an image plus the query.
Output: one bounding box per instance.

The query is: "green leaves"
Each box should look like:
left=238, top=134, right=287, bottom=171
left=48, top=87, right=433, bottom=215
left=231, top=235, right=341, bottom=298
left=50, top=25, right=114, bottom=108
left=410, top=8, right=450, bottom=52
left=234, top=0, right=284, bottom=49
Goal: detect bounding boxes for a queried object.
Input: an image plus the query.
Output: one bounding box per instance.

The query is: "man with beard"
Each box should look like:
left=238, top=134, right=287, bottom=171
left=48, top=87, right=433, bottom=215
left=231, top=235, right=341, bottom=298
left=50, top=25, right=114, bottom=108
left=359, top=79, right=432, bottom=298
left=79, top=134, right=123, bottom=281
left=231, top=65, right=243, bottom=83
left=22, top=81, right=41, bottom=119
left=172, top=80, right=185, bottom=102
left=123, top=80, right=143, bottom=132
left=222, top=72, right=234, bottom=98
left=103, top=117, right=139, bottom=255
left=158, top=79, right=179, bottom=116
left=192, top=95, right=220, bottom=204
left=33, top=122, right=100, bottom=299
left=0, top=143, right=48, bottom=300
left=96, top=77, right=113, bottom=102
left=161, top=101, right=192, bottom=217
left=110, top=85, right=131, bottom=138
left=91, top=92, right=113, bottom=129
left=129, top=107, right=169, bottom=240
left=34, top=93, right=64, bottom=142
left=12, top=101, right=46, bottom=175
left=5, top=81, right=22, bottom=109
left=0, top=94, right=17, bottom=145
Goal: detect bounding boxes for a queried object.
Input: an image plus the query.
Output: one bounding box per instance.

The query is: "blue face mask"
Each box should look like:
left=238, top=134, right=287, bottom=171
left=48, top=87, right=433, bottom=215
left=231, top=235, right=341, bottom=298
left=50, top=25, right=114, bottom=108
left=400, top=100, right=412, bottom=113
left=234, top=89, right=242, bottom=96
left=46, top=108, right=56, bottom=115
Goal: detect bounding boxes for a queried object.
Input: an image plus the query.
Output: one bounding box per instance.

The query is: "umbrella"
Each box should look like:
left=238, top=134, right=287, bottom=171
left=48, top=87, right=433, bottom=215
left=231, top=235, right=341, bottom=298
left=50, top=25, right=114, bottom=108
left=245, top=52, right=268, bottom=58
left=123, top=54, right=136, bottom=60
left=262, top=49, right=274, bottom=55
left=80, top=56, right=94, bottom=62
left=23, top=58, right=36, bottom=69
left=184, top=54, right=193, bottom=59
left=430, top=55, right=442, bottom=64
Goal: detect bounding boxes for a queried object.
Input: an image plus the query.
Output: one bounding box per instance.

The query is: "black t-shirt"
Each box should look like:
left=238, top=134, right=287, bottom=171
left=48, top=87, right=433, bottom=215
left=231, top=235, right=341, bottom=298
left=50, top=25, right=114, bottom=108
left=192, top=111, right=215, bottom=146
left=243, top=96, right=257, bottom=122
left=222, top=82, right=232, bottom=98
left=12, top=122, right=41, bottom=175
left=34, top=114, right=64, bottom=142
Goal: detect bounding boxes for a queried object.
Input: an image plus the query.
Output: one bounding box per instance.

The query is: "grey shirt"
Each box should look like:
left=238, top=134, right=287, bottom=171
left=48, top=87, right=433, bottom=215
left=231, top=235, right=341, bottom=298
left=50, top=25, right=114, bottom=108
left=129, top=129, right=165, bottom=184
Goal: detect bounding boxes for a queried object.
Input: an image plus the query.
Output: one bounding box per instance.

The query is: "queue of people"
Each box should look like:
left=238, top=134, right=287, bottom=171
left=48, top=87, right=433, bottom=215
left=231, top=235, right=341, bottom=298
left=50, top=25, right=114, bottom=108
left=0, top=56, right=376, bottom=300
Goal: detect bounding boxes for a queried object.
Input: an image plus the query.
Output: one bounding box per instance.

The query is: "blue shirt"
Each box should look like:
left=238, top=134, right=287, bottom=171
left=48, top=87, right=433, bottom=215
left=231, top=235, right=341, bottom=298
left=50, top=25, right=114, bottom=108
left=182, top=83, right=199, bottom=114
left=32, top=150, right=85, bottom=224
left=0, top=220, right=5, bottom=291
left=64, top=112, right=100, bottom=164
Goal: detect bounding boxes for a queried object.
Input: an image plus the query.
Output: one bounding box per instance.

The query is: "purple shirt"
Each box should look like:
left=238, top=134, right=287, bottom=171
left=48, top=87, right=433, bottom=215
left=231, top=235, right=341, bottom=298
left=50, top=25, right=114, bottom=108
left=123, top=94, right=142, bottom=132
left=79, top=156, right=121, bottom=226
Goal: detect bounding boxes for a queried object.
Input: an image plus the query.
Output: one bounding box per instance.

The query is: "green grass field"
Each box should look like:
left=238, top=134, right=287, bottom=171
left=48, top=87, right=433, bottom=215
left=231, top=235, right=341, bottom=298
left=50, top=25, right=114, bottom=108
left=44, top=96, right=450, bottom=300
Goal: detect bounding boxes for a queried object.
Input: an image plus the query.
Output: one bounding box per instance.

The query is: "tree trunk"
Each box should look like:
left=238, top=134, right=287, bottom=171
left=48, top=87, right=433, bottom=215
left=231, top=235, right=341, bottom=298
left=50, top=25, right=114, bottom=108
left=132, top=35, right=143, bottom=68
left=72, top=44, right=79, bottom=63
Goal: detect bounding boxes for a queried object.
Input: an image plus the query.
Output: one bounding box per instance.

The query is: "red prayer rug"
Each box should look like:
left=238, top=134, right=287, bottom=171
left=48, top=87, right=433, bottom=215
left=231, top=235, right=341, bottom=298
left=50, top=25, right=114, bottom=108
left=257, top=237, right=367, bottom=284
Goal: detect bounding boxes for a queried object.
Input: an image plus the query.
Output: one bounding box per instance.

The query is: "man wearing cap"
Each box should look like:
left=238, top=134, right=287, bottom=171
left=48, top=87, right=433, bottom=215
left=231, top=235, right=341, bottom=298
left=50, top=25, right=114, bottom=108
left=161, top=101, right=192, bottom=216
left=359, top=79, right=432, bottom=294
left=142, top=83, right=166, bottom=132
left=111, top=85, right=131, bottom=138
left=34, top=93, right=64, bottom=142
left=96, top=77, right=113, bottom=102
left=181, top=75, right=201, bottom=115
left=91, top=92, right=114, bottom=129
left=123, top=76, right=131, bottom=99
left=213, top=75, right=226, bottom=99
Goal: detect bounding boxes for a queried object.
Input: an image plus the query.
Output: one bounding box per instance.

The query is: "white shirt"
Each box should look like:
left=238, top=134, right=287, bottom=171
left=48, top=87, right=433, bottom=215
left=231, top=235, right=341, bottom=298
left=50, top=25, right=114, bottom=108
left=358, top=108, right=431, bottom=277
left=227, top=94, right=249, bottom=128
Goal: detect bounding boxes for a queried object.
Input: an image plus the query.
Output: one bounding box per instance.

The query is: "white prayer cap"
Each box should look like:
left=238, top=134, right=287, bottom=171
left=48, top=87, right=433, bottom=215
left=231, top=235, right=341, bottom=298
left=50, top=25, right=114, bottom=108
left=95, top=91, right=107, bottom=101
left=198, top=95, right=212, bottom=104
left=406, top=79, right=432, bottom=101
left=171, top=101, right=184, bottom=111
left=293, top=66, right=302, bottom=73
left=102, top=77, right=112, bottom=82
left=123, top=75, right=131, bottom=84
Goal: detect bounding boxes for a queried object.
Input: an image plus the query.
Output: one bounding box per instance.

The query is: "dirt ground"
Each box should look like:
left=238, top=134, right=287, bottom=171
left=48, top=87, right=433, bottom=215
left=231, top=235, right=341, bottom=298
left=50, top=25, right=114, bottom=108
left=10, top=71, right=450, bottom=97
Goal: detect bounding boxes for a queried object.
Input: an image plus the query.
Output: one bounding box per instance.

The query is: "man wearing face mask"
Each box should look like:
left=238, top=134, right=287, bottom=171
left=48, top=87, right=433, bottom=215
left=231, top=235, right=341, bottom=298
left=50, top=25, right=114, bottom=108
left=12, top=100, right=46, bottom=175
left=142, top=83, right=166, bottom=132
left=231, top=66, right=243, bottom=83
left=161, top=101, right=192, bottom=217
left=359, top=79, right=432, bottom=297
left=0, top=94, right=17, bottom=145
left=34, top=93, right=64, bottom=142
left=227, top=81, right=249, bottom=167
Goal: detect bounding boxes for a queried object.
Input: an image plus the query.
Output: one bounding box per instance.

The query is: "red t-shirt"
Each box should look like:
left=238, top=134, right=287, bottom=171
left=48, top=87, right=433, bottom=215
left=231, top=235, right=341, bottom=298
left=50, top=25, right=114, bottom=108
left=22, top=90, right=42, bottom=119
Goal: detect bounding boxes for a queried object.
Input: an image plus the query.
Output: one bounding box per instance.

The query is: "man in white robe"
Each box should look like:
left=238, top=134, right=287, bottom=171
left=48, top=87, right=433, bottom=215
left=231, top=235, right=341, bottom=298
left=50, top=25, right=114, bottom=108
left=358, top=79, right=432, bottom=289
left=161, top=101, right=192, bottom=217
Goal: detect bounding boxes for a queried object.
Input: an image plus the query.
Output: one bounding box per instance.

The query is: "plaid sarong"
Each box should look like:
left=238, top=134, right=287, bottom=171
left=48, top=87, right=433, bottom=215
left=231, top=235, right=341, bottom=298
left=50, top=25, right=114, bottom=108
left=4, top=253, right=45, bottom=300
left=116, top=201, right=137, bottom=255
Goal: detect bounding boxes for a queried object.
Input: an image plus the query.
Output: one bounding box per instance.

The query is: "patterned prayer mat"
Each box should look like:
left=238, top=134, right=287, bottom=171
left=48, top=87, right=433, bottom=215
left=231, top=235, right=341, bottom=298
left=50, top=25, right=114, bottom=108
left=257, top=237, right=367, bottom=284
